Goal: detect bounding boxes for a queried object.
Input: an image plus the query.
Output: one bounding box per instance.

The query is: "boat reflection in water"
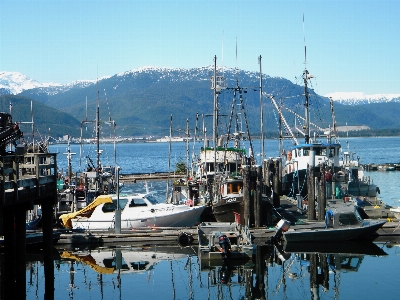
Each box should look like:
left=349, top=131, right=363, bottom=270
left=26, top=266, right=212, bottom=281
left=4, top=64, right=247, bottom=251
left=60, top=245, right=193, bottom=275
left=272, top=240, right=388, bottom=298
left=22, top=239, right=391, bottom=299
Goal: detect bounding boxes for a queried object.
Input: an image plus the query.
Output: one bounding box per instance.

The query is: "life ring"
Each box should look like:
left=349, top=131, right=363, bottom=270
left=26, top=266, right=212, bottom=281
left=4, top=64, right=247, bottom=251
left=287, top=152, right=292, bottom=161
left=335, top=171, right=345, bottom=181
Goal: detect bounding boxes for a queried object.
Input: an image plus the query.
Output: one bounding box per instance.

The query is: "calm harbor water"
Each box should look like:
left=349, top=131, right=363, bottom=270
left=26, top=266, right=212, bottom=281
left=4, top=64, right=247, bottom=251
left=22, top=137, right=400, bottom=299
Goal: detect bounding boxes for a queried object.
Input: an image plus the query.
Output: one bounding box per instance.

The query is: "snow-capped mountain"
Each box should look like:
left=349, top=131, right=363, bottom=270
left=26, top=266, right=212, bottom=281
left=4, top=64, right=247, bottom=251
left=2, top=67, right=400, bottom=137
left=2, top=68, right=400, bottom=107
left=0, top=71, right=63, bottom=95
left=1, top=66, right=271, bottom=96
left=325, top=92, right=400, bottom=105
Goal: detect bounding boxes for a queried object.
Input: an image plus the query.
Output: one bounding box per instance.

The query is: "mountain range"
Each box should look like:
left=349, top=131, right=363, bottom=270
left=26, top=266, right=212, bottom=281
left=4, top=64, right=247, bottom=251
left=1, top=68, right=399, bottom=139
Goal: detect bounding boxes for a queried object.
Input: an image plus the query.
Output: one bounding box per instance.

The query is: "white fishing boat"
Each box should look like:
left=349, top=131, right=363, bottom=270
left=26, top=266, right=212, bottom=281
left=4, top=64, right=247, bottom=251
left=271, top=66, right=343, bottom=198
left=59, top=194, right=206, bottom=230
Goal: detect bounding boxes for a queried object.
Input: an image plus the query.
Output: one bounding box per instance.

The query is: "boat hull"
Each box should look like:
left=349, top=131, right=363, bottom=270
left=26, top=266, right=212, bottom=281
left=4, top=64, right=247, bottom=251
left=281, top=169, right=307, bottom=197
left=283, top=220, right=385, bottom=243
left=212, top=199, right=244, bottom=223
left=71, top=205, right=206, bottom=230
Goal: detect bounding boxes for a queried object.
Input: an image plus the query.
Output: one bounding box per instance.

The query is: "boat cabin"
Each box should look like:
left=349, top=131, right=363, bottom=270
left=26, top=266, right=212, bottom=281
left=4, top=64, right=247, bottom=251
left=285, top=142, right=341, bottom=173
left=325, top=206, right=363, bottom=229
left=198, top=147, right=244, bottom=176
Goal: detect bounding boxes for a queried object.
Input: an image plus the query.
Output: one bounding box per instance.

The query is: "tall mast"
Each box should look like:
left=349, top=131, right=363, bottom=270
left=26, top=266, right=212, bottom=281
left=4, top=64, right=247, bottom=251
left=166, top=114, right=172, bottom=202
left=212, top=56, right=218, bottom=202
left=213, top=55, right=218, bottom=151
left=185, top=118, right=189, bottom=178
left=303, top=44, right=310, bottom=144
left=259, top=55, right=264, bottom=162
left=213, top=56, right=218, bottom=179
left=96, top=87, right=100, bottom=170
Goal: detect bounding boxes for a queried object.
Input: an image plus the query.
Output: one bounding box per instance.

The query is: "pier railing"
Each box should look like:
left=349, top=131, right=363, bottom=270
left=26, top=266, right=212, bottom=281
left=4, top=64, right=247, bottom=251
left=0, top=152, right=58, bottom=206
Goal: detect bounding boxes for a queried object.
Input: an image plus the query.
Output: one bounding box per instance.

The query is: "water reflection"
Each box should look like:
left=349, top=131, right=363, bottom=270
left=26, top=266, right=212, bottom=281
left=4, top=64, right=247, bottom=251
left=272, top=240, right=388, bottom=299
left=18, top=240, right=394, bottom=299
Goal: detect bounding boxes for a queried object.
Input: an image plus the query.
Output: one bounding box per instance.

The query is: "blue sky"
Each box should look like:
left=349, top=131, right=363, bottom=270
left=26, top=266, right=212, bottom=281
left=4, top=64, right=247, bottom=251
left=0, top=0, right=399, bottom=95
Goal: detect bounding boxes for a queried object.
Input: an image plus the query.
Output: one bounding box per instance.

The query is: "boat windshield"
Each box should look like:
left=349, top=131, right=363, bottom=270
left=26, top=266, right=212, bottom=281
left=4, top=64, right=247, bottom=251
left=102, top=199, right=128, bottom=213
left=353, top=208, right=363, bottom=223
left=338, top=212, right=360, bottom=226
left=145, top=195, right=159, bottom=205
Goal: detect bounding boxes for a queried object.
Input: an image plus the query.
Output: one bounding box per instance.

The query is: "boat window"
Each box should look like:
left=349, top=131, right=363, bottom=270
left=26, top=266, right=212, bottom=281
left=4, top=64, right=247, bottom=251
left=228, top=182, right=242, bottom=194
left=321, top=148, right=327, bottom=156
left=340, top=257, right=361, bottom=270
left=102, top=199, right=128, bottom=213
left=338, top=213, right=359, bottom=226
left=103, top=257, right=129, bottom=271
left=303, top=148, right=310, bottom=156
left=132, top=198, right=148, bottom=207
left=131, top=261, right=150, bottom=270
left=329, top=148, right=335, bottom=157
left=146, top=195, right=159, bottom=204
left=354, top=208, right=363, bottom=223
left=228, top=163, right=239, bottom=173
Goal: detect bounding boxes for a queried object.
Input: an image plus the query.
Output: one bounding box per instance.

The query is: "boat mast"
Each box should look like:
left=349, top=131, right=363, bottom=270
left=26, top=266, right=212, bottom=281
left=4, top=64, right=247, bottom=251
left=303, top=44, right=311, bottom=144
left=212, top=55, right=218, bottom=202
left=191, top=113, right=199, bottom=178
left=186, top=118, right=189, bottom=178
left=166, top=114, right=172, bottom=202
left=302, top=14, right=313, bottom=144
left=259, top=55, right=264, bottom=162
left=96, top=87, right=100, bottom=171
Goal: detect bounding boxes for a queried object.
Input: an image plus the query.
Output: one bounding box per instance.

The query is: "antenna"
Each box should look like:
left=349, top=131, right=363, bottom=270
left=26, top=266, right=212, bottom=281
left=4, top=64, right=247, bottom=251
left=303, top=13, right=307, bottom=69
left=222, top=30, right=224, bottom=76
left=235, top=37, right=239, bottom=85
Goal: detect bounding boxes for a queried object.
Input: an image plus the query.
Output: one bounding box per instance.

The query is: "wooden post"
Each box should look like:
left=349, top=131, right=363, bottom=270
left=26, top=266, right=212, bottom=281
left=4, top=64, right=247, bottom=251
left=15, top=209, right=27, bottom=300
left=318, top=164, right=326, bottom=221
left=309, top=254, right=319, bottom=294
left=255, top=165, right=262, bottom=227
left=320, top=254, right=329, bottom=291
left=307, top=164, right=316, bottom=220
left=264, top=159, right=272, bottom=196
left=331, top=163, right=335, bottom=199
left=254, top=245, right=267, bottom=299
left=2, top=209, right=15, bottom=298
left=242, top=165, right=250, bottom=227
left=42, top=202, right=55, bottom=300
left=272, top=159, right=281, bottom=208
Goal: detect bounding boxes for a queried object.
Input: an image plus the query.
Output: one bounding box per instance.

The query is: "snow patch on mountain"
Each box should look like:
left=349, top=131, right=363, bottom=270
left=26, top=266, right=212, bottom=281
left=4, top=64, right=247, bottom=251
left=325, top=92, right=400, bottom=105
left=0, top=71, right=62, bottom=94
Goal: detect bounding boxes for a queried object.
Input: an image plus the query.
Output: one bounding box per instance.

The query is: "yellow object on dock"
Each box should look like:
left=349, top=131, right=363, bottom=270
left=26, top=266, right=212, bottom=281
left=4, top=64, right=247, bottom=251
left=59, top=195, right=113, bottom=228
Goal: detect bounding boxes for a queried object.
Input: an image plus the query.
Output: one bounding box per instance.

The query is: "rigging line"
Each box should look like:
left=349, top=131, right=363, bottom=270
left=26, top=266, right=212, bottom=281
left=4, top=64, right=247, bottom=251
left=222, top=87, right=237, bottom=168
left=285, top=107, right=325, bottom=132
left=267, top=93, right=298, bottom=145
left=239, top=92, right=254, bottom=160
left=191, top=113, right=199, bottom=177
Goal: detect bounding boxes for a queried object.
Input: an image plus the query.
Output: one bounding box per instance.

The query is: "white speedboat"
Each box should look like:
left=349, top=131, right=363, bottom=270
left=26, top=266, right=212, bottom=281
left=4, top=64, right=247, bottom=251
left=59, top=194, right=206, bottom=230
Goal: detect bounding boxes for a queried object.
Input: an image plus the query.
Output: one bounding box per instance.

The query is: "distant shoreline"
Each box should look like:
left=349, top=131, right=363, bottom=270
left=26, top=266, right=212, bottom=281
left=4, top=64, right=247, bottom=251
left=49, top=131, right=400, bottom=145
